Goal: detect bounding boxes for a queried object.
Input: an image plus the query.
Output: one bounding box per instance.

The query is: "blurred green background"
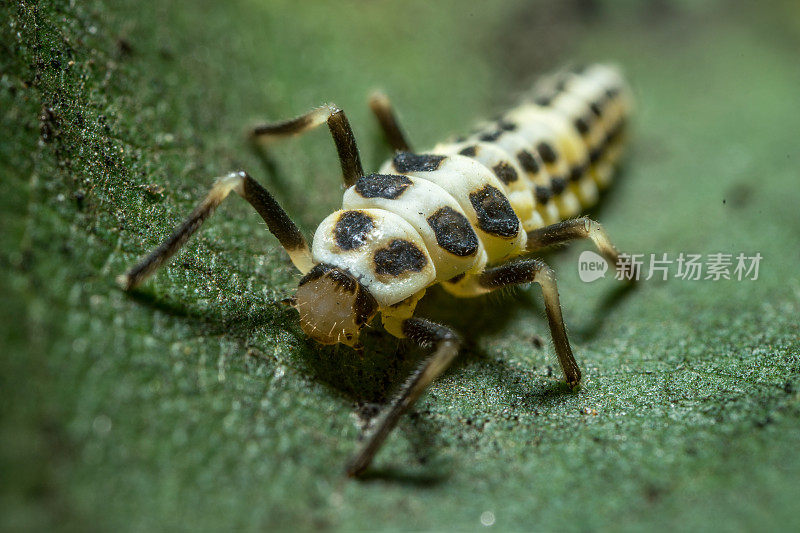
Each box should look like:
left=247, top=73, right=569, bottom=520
left=2, top=0, right=799, bottom=530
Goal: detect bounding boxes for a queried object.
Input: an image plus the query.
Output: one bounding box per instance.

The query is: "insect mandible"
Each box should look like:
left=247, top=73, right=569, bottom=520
left=119, top=63, right=634, bottom=476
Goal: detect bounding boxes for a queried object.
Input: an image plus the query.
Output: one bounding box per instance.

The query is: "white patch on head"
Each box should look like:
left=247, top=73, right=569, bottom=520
left=311, top=209, right=436, bottom=307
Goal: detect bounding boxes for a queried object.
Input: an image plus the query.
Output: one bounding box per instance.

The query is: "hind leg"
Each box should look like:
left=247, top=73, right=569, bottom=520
left=478, top=257, right=581, bottom=385
left=527, top=217, right=636, bottom=279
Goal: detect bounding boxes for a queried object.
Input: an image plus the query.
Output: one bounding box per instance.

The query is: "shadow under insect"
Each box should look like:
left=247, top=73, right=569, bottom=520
left=254, top=153, right=636, bottom=478
left=125, top=243, right=632, bottom=484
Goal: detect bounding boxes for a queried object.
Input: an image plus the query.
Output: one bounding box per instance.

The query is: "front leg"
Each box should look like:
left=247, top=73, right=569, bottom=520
left=347, top=318, right=461, bottom=477
left=478, top=258, right=581, bottom=386
left=251, top=104, right=364, bottom=187
left=118, top=171, right=313, bottom=290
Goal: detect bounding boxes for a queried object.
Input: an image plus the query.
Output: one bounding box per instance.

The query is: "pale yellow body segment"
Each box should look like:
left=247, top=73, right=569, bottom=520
left=307, top=63, right=632, bottom=337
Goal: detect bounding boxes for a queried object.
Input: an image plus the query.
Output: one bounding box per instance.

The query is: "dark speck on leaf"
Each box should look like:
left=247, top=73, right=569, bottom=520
left=724, top=183, right=753, bottom=208
left=73, top=190, right=86, bottom=210
left=117, top=38, right=134, bottom=57
left=531, top=335, right=544, bottom=349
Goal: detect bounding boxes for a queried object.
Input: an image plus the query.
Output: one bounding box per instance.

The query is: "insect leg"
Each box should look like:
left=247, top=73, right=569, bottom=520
left=251, top=105, right=363, bottom=187
left=478, top=258, right=581, bottom=386
left=526, top=217, right=634, bottom=277
left=368, top=91, right=413, bottom=152
left=118, top=171, right=313, bottom=290
left=346, top=318, right=460, bottom=477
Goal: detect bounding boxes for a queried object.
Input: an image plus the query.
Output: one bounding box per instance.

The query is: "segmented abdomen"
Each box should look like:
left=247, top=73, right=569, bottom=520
left=442, top=63, right=632, bottom=227
left=310, top=64, right=631, bottom=307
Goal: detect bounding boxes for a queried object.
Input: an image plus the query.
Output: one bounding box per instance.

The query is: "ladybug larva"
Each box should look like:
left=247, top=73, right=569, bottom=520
left=119, top=63, right=634, bottom=476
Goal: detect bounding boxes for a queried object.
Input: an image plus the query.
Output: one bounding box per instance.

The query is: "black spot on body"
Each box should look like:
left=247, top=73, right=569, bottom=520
left=354, top=173, right=412, bottom=199
left=469, top=185, right=519, bottom=238
left=459, top=145, right=478, bottom=157
left=374, top=239, right=428, bottom=276
left=497, top=119, right=517, bottom=131
left=537, top=142, right=558, bottom=164
left=334, top=211, right=374, bottom=250
left=517, top=150, right=540, bottom=173
left=589, top=101, right=603, bottom=117
left=393, top=152, right=446, bottom=173
left=534, top=95, right=552, bottom=106
left=550, top=177, right=567, bottom=195
left=574, top=117, right=590, bottom=135
left=601, top=132, right=616, bottom=153
left=589, top=147, right=602, bottom=164
left=534, top=185, right=553, bottom=204
left=492, top=161, right=519, bottom=184
left=569, top=163, right=588, bottom=182
left=606, top=87, right=621, bottom=99
left=427, top=206, right=479, bottom=257
left=609, top=119, right=626, bottom=141
left=478, top=130, right=503, bottom=142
